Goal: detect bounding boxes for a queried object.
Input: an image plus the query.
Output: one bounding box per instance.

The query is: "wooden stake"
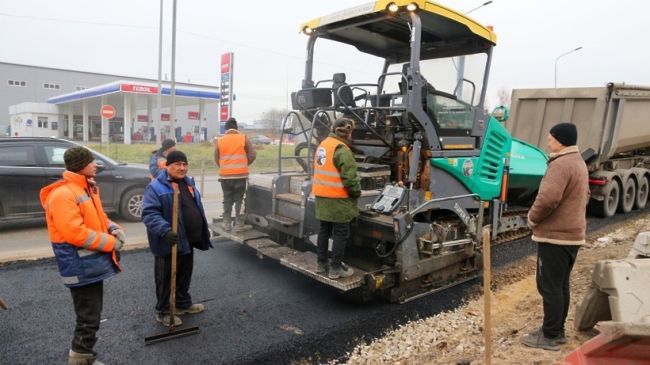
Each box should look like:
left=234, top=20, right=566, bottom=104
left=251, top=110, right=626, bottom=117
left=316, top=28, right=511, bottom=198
left=482, top=228, right=492, bottom=365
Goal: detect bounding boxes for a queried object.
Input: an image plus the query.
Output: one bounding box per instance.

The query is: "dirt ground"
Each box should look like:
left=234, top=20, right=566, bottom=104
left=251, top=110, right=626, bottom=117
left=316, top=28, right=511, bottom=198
left=338, top=213, right=650, bottom=365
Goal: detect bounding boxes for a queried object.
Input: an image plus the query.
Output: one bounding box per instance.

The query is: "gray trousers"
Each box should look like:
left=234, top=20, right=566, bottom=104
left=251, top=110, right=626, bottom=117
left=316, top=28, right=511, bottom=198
left=220, top=178, right=247, bottom=218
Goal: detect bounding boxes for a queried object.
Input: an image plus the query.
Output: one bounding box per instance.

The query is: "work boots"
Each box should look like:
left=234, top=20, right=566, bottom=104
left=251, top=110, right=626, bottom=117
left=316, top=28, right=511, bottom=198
left=328, top=262, right=354, bottom=279
left=68, top=350, right=104, bottom=365
left=233, top=215, right=249, bottom=231
left=222, top=215, right=232, bottom=232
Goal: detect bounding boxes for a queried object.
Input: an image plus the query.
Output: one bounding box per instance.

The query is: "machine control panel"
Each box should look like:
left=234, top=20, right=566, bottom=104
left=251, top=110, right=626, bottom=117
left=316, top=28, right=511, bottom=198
left=372, top=185, right=406, bottom=214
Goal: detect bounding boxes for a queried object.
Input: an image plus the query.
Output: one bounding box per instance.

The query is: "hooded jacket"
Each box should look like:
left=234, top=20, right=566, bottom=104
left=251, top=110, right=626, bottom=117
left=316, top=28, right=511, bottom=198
left=40, top=171, right=121, bottom=288
left=142, top=170, right=213, bottom=256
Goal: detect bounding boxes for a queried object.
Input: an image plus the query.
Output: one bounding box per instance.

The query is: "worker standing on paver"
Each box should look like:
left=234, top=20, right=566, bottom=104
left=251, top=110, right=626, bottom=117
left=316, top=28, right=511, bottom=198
left=214, top=117, right=256, bottom=231
left=521, top=122, right=589, bottom=351
left=313, top=117, right=361, bottom=279
left=40, top=146, right=125, bottom=365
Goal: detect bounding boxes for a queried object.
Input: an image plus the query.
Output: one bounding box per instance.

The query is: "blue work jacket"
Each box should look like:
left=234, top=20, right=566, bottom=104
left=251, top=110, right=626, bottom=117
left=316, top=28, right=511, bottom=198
left=142, top=171, right=212, bottom=256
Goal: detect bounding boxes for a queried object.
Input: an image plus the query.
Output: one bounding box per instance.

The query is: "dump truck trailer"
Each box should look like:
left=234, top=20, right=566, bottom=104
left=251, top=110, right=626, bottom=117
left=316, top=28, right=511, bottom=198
left=211, top=0, right=548, bottom=303
left=507, top=83, right=650, bottom=218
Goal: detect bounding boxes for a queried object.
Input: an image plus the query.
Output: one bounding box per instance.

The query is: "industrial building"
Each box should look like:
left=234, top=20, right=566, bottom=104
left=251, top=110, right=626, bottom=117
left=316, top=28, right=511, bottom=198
left=1, top=62, right=221, bottom=143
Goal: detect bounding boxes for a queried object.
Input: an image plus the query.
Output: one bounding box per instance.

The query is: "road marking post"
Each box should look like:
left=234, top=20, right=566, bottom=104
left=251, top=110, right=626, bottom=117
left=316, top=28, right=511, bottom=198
left=483, top=228, right=492, bottom=365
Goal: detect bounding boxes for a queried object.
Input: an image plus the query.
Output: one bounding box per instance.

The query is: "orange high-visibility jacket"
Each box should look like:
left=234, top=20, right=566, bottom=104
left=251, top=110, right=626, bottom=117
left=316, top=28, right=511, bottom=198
left=312, top=136, right=349, bottom=198
left=217, top=132, right=249, bottom=178
left=40, top=171, right=121, bottom=287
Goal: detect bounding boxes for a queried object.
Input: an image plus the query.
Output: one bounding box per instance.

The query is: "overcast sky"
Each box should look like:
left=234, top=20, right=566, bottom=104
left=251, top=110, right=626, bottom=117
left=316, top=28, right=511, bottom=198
left=1, top=0, right=649, bottom=122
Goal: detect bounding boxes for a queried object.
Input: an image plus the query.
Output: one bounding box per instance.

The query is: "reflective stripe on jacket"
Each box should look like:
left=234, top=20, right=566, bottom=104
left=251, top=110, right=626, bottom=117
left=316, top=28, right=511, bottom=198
left=217, top=133, right=249, bottom=178
left=313, top=136, right=349, bottom=198
left=40, top=171, right=121, bottom=288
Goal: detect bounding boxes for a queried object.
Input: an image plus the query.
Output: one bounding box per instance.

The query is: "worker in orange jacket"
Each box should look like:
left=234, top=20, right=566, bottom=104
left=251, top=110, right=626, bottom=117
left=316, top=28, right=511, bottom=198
left=40, top=146, right=125, bottom=365
left=214, top=117, right=256, bottom=231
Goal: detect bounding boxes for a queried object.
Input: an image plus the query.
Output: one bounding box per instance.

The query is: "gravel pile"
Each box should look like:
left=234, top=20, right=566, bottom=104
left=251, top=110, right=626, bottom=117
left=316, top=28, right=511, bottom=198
left=334, top=216, right=650, bottom=365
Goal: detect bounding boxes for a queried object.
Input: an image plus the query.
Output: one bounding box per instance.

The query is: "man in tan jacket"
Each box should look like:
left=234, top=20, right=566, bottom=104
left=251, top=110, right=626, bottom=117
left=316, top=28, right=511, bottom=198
left=521, top=122, right=589, bottom=351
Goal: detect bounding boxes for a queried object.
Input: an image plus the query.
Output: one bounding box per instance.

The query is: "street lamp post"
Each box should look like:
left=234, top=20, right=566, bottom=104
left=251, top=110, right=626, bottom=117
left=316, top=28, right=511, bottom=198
left=554, top=46, right=582, bottom=88
left=466, top=1, right=493, bottom=15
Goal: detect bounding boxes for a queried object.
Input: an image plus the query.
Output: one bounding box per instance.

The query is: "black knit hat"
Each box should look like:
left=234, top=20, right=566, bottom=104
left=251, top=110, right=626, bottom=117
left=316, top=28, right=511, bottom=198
left=225, top=118, right=238, bottom=130
left=64, top=146, right=95, bottom=172
left=165, top=150, right=188, bottom=166
left=549, top=122, right=577, bottom=147
left=161, top=138, right=176, bottom=152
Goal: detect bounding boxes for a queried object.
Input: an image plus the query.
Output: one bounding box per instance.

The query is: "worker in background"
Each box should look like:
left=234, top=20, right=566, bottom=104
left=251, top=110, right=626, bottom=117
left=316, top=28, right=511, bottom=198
left=521, top=122, right=589, bottom=351
left=149, top=138, right=176, bottom=179
left=214, top=117, right=256, bottom=231
left=313, top=117, right=361, bottom=279
left=491, top=105, right=509, bottom=123
left=142, top=150, right=212, bottom=327
left=40, top=146, right=125, bottom=365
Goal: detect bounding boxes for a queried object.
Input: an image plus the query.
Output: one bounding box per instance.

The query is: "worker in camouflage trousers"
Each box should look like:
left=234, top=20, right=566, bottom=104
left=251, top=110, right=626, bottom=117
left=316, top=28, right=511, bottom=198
left=313, top=117, right=361, bottom=279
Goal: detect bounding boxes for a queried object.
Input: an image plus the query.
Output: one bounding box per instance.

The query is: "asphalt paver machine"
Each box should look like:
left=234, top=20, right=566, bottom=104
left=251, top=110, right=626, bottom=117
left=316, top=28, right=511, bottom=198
left=211, top=0, right=548, bottom=303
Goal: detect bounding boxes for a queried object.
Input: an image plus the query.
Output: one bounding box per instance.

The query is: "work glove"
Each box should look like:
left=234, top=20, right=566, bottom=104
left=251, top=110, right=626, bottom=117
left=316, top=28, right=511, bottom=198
left=110, top=228, right=126, bottom=251
left=164, top=231, right=179, bottom=246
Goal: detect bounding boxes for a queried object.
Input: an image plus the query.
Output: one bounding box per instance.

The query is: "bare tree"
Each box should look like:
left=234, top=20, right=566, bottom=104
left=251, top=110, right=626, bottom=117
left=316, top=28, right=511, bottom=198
left=260, top=108, right=288, bottom=137
left=497, top=86, right=511, bottom=107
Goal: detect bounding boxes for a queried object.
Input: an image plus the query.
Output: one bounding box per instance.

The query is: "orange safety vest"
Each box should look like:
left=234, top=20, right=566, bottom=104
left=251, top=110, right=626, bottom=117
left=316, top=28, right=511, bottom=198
left=312, top=137, right=349, bottom=198
left=217, top=132, right=249, bottom=178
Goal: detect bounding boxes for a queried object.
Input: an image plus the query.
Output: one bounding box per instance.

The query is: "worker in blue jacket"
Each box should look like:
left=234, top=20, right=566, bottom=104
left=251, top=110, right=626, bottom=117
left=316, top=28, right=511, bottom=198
left=142, top=150, right=212, bottom=327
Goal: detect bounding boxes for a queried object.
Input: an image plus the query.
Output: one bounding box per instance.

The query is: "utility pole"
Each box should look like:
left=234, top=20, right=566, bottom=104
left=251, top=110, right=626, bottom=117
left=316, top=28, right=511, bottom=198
left=170, top=0, right=177, bottom=141
left=156, top=0, right=163, bottom=145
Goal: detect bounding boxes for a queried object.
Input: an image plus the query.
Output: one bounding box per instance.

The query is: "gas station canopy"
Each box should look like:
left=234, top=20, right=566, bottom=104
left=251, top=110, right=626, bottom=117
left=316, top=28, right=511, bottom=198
left=47, top=80, right=220, bottom=144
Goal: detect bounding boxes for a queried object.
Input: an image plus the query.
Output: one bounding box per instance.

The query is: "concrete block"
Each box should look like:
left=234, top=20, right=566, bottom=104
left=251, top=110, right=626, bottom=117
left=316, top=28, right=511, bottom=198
left=628, top=231, right=650, bottom=259
left=592, top=259, right=650, bottom=323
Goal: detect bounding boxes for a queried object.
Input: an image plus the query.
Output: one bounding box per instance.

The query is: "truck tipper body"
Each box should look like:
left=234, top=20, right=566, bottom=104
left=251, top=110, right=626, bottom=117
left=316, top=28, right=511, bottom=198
left=507, top=83, right=650, bottom=217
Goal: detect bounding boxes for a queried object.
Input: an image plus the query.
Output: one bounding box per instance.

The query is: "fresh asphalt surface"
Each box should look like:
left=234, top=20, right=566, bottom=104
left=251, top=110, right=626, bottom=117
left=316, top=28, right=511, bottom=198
left=1, top=207, right=647, bottom=365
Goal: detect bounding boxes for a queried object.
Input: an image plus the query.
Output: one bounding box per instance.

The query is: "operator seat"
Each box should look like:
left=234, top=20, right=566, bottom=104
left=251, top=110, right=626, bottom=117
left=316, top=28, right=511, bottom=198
left=332, top=73, right=355, bottom=109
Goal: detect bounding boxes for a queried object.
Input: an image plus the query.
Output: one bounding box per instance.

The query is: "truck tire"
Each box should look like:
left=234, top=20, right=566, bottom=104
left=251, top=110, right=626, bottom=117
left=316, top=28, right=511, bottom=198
left=618, top=177, right=636, bottom=213
left=634, top=176, right=649, bottom=210
left=590, top=180, right=619, bottom=218
left=120, top=188, right=145, bottom=222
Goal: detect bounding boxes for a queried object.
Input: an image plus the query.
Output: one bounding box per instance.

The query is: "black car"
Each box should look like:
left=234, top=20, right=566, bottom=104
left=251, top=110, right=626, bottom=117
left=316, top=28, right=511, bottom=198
left=0, top=137, right=150, bottom=223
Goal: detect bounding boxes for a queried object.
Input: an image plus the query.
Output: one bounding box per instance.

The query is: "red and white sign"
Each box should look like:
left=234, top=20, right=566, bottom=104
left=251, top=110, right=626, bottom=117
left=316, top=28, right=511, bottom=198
left=220, top=52, right=234, bottom=125
left=188, top=111, right=200, bottom=120
left=100, top=105, right=116, bottom=119
left=220, top=53, right=231, bottom=74
left=219, top=106, right=229, bottom=121
left=161, top=113, right=170, bottom=121
left=137, top=115, right=149, bottom=122
left=121, top=83, right=158, bottom=94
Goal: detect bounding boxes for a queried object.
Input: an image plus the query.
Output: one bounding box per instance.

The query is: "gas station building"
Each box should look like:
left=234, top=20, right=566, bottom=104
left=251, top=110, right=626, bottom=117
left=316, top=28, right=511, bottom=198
left=56, top=80, right=219, bottom=144
left=3, top=61, right=222, bottom=144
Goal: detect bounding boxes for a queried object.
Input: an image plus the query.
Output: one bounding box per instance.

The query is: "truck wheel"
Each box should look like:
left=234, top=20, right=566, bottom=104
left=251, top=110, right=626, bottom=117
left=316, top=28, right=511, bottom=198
left=120, top=188, right=144, bottom=222
left=634, top=176, right=649, bottom=210
left=618, top=178, right=636, bottom=213
left=590, top=180, right=619, bottom=218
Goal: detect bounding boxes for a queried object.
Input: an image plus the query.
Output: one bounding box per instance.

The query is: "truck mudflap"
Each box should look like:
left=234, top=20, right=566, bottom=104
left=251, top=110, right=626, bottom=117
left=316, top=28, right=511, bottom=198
left=208, top=219, right=367, bottom=292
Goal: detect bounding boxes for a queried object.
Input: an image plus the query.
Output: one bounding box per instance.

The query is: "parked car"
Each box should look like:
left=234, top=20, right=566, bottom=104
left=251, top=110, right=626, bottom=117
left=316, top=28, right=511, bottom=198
left=0, top=137, right=150, bottom=223
left=249, top=134, right=272, bottom=145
